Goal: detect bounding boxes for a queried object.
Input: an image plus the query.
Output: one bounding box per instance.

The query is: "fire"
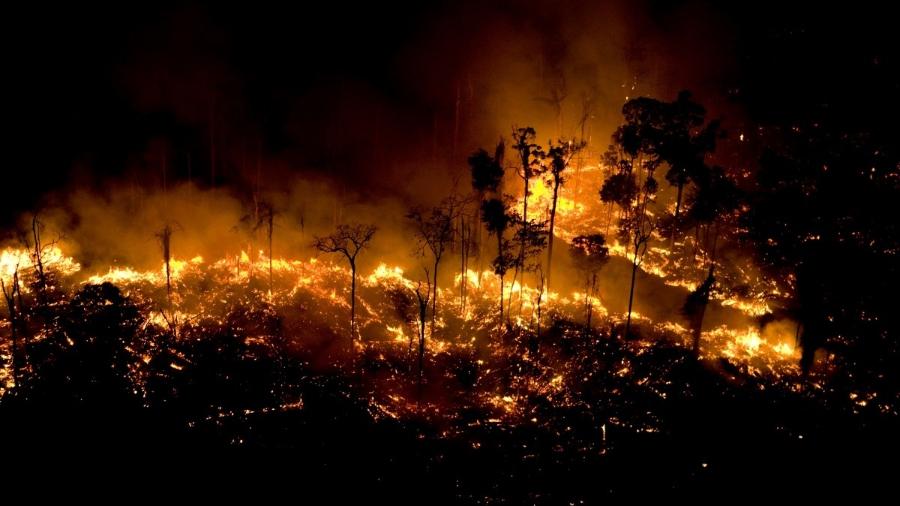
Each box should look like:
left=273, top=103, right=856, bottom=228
left=1, top=159, right=805, bottom=402
left=366, top=263, right=411, bottom=287
left=703, top=323, right=800, bottom=376
left=386, top=324, right=407, bottom=344
left=1, top=246, right=81, bottom=283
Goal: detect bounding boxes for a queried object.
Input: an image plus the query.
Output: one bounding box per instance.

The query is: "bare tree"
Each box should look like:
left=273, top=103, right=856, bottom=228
left=313, top=223, right=377, bottom=343
left=252, top=201, right=276, bottom=293
left=413, top=270, right=431, bottom=385
left=457, top=212, right=474, bottom=314
left=407, top=195, right=466, bottom=336
left=156, top=224, right=175, bottom=299
left=682, top=268, right=715, bottom=356
left=19, top=216, right=59, bottom=307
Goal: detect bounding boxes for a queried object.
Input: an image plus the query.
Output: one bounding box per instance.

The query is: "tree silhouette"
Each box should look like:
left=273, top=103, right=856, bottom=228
left=544, top=138, right=586, bottom=292
left=252, top=201, right=276, bottom=294
left=682, top=269, right=715, bottom=357
left=601, top=96, right=663, bottom=337
left=678, top=166, right=740, bottom=356
left=469, top=140, right=505, bottom=196
left=313, top=223, right=377, bottom=344
left=510, top=212, right=548, bottom=320
left=413, top=272, right=430, bottom=385
left=743, top=126, right=899, bottom=376
left=480, top=197, right=514, bottom=324
left=569, top=234, right=610, bottom=329
left=660, top=91, right=720, bottom=228
left=469, top=139, right=506, bottom=297
left=511, top=127, right=545, bottom=306
left=408, top=195, right=466, bottom=337
left=156, top=224, right=175, bottom=299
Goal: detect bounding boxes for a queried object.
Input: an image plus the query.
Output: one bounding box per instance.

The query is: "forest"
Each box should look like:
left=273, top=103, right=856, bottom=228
left=2, top=0, right=898, bottom=501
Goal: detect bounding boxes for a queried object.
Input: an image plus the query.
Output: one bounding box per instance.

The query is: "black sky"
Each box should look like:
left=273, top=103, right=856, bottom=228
left=4, top=1, right=898, bottom=225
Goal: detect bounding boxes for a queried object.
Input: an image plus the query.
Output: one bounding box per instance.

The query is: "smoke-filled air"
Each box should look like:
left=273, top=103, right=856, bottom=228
left=2, top=0, right=898, bottom=500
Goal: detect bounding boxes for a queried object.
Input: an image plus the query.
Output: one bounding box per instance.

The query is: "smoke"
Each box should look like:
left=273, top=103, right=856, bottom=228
left=2, top=0, right=763, bottom=337
left=75, top=0, right=743, bottom=203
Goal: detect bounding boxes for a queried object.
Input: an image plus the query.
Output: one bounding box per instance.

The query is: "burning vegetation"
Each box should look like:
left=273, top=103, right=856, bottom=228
left=3, top=0, right=899, bottom=500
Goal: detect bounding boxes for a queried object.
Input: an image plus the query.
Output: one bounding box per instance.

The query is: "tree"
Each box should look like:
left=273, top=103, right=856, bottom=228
left=569, top=234, right=609, bottom=328
left=407, top=195, right=466, bottom=336
left=457, top=212, right=474, bottom=314
left=252, top=201, right=276, bottom=293
left=511, top=127, right=545, bottom=302
left=660, top=91, right=720, bottom=226
left=743, top=127, right=899, bottom=376
left=601, top=97, right=665, bottom=338
left=682, top=269, right=715, bottom=357
left=511, top=128, right=543, bottom=236
left=480, top=197, right=514, bottom=324
left=469, top=139, right=506, bottom=299
left=155, top=224, right=175, bottom=299
left=469, top=141, right=505, bottom=196
left=678, top=166, right=741, bottom=356
left=413, top=273, right=430, bottom=385
left=19, top=215, right=60, bottom=309
left=510, top=212, right=548, bottom=320
left=544, top=138, right=586, bottom=292
left=313, top=223, right=377, bottom=344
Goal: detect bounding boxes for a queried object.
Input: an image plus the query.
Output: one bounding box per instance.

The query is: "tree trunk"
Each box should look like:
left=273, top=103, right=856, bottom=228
left=514, top=173, right=530, bottom=314
left=586, top=272, right=596, bottom=328
left=431, top=259, right=439, bottom=336
left=670, top=182, right=684, bottom=247
left=209, top=101, right=216, bottom=186
left=498, top=275, right=505, bottom=327
left=546, top=179, right=560, bottom=292
left=624, top=249, right=639, bottom=338
left=497, top=233, right=504, bottom=324
left=350, top=262, right=357, bottom=343
left=674, top=181, right=684, bottom=219
left=692, top=303, right=707, bottom=356
left=418, top=302, right=426, bottom=386
left=268, top=212, right=274, bottom=293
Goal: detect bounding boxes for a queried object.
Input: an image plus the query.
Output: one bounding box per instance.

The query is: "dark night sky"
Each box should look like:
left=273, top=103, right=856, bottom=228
left=4, top=1, right=898, bottom=224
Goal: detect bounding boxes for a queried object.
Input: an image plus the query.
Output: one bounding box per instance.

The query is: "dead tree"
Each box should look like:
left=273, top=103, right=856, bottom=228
left=683, top=267, right=715, bottom=356
left=407, top=195, right=465, bottom=336
left=252, top=201, right=276, bottom=293
left=313, top=223, right=377, bottom=343
left=413, top=270, right=431, bottom=385
left=156, top=225, right=175, bottom=299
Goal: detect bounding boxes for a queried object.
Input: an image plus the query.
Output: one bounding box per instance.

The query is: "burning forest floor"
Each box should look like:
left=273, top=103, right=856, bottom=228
left=1, top=247, right=897, bottom=500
